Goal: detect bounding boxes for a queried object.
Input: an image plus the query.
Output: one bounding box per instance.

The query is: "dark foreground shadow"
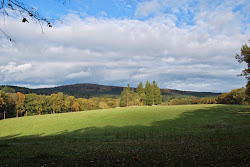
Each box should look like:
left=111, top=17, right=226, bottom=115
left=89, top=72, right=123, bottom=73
left=0, top=105, right=249, bottom=167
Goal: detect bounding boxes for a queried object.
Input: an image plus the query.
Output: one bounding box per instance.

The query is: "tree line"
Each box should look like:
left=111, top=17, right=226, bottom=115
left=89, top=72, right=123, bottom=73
left=0, top=81, right=163, bottom=119
left=1, top=82, right=249, bottom=119
left=168, top=87, right=249, bottom=105
left=0, top=87, right=119, bottom=119
left=120, top=81, right=162, bottom=107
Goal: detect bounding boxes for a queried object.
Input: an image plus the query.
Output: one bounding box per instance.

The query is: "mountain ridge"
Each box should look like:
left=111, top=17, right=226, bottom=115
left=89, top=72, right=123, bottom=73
left=0, top=83, right=221, bottom=98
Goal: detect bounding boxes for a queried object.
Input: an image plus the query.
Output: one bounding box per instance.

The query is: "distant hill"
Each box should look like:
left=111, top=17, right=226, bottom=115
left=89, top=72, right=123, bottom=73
left=0, top=83, right=221, bottom=98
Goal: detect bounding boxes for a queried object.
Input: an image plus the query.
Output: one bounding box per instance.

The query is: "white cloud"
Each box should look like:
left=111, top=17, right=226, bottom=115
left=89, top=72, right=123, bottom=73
left=14, top=84, right=58, bottom=89
left=0, top=1, right=249, bottom=92
left=0, top=62, right=32, bottom=73
left=135, top=0, right=163, bottom=18
left=162, top=57, right=175, bottom=63
left=66, top=71, right=91, bottom=79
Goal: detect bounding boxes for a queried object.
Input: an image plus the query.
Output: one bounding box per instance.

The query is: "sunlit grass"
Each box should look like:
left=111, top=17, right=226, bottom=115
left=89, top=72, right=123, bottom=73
left=0, top=104, right=210, bottom=137
left=0, top=104, right=249, bottom=166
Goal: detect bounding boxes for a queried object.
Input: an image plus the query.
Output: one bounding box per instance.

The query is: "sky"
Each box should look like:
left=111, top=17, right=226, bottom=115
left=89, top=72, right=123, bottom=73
left=0, top=0, right=249, bottom=92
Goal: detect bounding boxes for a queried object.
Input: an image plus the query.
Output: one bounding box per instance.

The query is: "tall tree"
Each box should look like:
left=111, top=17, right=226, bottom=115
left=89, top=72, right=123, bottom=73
left=236, top=41, right=250, bottom=104
left=25, top=93, right=37, bottom=115
left=152, top=81, right=162, bottom=105
left=144, top=81, right=153, bottom=106
left=236, top=41, right=250, bottom=80
left=0, top=93, right=6, bottom=119
left=14, top=92, right=25, bottom=117
left=4, top=93, right=16, bottom=118
left=136, top=82, right=145, bottom=105
left=50, top=92, right=65, bottom=114
left=120, top=84, right=134, bottom=107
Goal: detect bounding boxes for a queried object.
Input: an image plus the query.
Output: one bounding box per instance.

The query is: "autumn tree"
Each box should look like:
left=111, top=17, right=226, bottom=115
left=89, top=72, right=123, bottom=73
left=0, top=93, right=6, bottom=119
left=65, top=96, right=79, bottom=112
left=106, top=98, right=119, bottom=108
left=217, top=88, right=247, bottom=104
left=13, top=92, right=25, bottom=117
left=169, top=98, right=181, bottom=105
left=98, top=101, right=109, bottom=109
left=76, top=98, right=91, bottom=111
left=50, top=92, right=66, bottom=114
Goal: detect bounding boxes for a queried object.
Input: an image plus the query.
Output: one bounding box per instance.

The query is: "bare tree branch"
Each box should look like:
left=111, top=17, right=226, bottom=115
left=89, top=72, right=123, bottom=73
left=0, top=0, right=67, bottom=41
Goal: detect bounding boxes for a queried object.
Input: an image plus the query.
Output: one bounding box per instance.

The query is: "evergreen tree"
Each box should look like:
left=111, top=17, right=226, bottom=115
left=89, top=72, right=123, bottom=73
left=144, top=81, right=153, bottom=106
left=152, top=81, right=162, bottom=105
left=136, top=82, right=146, bottom=105
left=120, top=84, right=134, bottom=107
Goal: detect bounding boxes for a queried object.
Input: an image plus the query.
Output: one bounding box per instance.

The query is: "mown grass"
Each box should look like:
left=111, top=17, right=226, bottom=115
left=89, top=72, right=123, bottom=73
left=0, top=104, right=249, bottom=166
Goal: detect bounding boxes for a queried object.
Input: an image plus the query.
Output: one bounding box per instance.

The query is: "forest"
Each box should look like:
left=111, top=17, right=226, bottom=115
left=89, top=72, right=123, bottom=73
left=0, top=86, right=119, bottom=119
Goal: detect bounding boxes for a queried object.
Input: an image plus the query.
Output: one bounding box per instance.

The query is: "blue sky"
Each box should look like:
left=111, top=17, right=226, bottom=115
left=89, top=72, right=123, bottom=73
left=20, top=0, right=137, bottom=19
left=0, top=0, right=249, bottom=92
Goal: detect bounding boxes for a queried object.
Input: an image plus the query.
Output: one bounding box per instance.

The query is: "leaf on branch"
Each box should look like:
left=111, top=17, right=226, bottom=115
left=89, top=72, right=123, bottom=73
left=22, top=18, right=29, bottom=23
left=8, top=3, right=14, bottom=10
left=48, top=23, right=52, bottom=27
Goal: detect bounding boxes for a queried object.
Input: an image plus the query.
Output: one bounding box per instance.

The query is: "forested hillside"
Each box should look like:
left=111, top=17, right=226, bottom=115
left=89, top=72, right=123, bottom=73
left=0, top=83, right=221, bottom=98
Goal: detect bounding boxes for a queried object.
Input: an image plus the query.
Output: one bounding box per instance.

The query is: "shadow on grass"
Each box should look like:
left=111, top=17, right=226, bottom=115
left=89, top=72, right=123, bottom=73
left=0, top=105, right=249, bottom=166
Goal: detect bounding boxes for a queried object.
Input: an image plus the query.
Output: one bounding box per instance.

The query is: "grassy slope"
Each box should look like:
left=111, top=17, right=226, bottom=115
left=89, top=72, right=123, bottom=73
left=0, top=104, right=235, bottom=138
left=0, top=104, right=249, bottom=166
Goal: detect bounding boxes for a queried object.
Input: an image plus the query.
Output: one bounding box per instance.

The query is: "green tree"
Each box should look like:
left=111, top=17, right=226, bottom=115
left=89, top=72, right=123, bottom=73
left=236, top=41, right=250, bottom=80
left=152, top=81, right=162, bottom=105
left=236, top=41, right=250, bottom=104
left=245, top=82, right=250, bottom=104
left=25, top=93, right=37, bottom=115
left=3, top=93, right=16, bottom=118
left=120, top=84, right=134, bottom=107
left=136, top=82, right=146, bottom=105
left=0, top=86, right=15, bottom=93
left=144, top=81, right=153, bottom=106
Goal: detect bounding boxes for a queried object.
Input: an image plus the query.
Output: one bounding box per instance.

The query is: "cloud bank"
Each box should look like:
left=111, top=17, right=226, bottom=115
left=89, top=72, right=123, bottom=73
left=0, top=0, right=249, bottom=92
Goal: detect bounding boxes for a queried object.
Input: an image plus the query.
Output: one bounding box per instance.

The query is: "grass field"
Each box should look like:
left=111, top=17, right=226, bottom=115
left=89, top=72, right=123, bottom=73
left=0, top=104, right=249, bottom=166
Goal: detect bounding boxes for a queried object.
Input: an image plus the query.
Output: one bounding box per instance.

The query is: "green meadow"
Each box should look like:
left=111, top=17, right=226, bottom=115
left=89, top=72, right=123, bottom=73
left=0, top=104, right=249, bottom=166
